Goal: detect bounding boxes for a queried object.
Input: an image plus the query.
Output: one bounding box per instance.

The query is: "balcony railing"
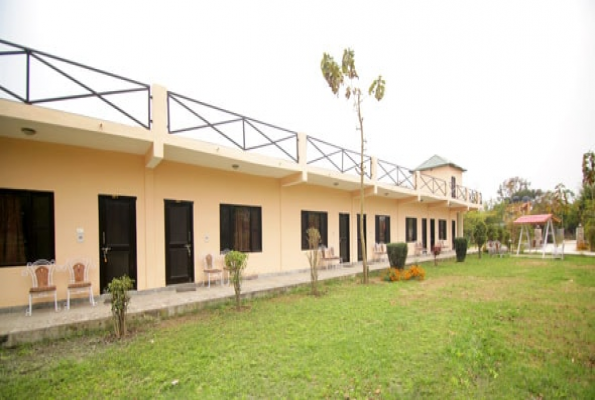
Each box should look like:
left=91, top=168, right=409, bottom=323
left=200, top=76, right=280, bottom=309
left=376, top=159, right=414, bottom=190
left=167, top=92, right=298, bottom=162
left=418, top=173, right=447, bottom=197
left=306, top=136, right=371, bottom=179
left=0, top=39, right=151, bottom=129
left=469, top=190, right=482, bottom=205
left=451, top=184, right=467, bottom=201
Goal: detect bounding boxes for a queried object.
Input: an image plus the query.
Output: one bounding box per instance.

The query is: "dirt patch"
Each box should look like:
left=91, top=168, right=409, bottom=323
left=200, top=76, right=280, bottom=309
left=418, top=276, right=460, bottom=290
left=516, top=259, right=551, bottom=267
left=393, top=276, right=522, bottom=304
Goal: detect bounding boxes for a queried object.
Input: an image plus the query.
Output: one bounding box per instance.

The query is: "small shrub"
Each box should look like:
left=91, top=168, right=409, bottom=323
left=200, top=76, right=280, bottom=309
left=454, top=237, right=468, bottom=262
left=305, top=227, right=321, bottom=296
left=432, top=245, right=441, bottom=266
left=387, top=242, right=408, bottom=269
left=576, top=241, right=589, bottom=251
left=106, top=275, right=135, bottom=338
left=225, top=250, right=249, bottom=310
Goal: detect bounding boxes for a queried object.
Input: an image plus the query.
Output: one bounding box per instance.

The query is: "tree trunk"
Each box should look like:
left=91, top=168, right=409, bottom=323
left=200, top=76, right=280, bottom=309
left=233, top=271, right=242, bottom=310
left=357, top=92, right=369, bottom=284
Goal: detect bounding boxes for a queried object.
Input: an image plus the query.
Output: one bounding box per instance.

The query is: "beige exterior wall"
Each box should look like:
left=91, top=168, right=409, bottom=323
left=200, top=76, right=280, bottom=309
left=0, top=135, right=468, bottom=308
left=0, top=137, right=146, bottom=308
left=419, top=165, right=463, bottom=185
left=0, top=80, right=479, bottom=309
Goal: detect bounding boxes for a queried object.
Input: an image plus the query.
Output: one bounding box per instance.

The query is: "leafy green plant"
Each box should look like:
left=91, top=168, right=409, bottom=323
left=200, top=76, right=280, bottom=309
left=305, top=227, right=321, bottom=296
left=454, top=237, right=468, bottom=262
left=474, top=220, right=487, bottom=259
left=387, top=242, right=407, bottom=269
left=224, top=250, right=249, bottom=310
left=106, top=275, right=135, bottom=338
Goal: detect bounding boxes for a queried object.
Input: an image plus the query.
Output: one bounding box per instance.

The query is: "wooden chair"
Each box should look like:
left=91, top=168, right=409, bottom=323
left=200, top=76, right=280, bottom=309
left=204, top=254, right=223, bottom=287
left=64, top=258, right=96, bottom=309
left=22, top=259, right=58, bottom=316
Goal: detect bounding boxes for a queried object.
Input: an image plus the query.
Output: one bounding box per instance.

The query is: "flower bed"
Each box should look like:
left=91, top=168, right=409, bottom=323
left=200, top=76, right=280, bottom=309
left=383, top=265, right=426, bottom=282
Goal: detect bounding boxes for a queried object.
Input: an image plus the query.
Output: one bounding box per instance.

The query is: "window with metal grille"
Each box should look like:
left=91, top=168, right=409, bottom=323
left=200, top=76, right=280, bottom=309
left=0, top=189, right=55, bottom=266
left=220, top=204, right=262, bottom=252
left=406, top=217, right=417, bottom=242
left=301, top=211, right=328, bottom=250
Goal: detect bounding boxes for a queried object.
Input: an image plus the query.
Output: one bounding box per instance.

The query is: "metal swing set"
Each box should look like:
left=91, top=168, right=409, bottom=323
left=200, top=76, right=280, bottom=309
left=513, top=214, right=564, bottom=259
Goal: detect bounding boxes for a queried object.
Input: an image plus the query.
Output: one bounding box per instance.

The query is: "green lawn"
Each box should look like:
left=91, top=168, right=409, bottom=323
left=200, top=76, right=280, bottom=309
left=1, top=256, right=594, bottom=399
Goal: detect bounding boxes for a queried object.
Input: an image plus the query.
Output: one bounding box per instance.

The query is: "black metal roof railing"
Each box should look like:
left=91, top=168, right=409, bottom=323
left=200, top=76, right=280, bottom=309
left=167, top=91, right=298, bottom=162
left=0, top=39, right=483, bottom=204
left=306, top=136, right=372, bottom=179
left=0, top=39, right=151, bottom=129
left=376, top=159, right=414, bottom=190
left=419, top=173, right=447, bottom=197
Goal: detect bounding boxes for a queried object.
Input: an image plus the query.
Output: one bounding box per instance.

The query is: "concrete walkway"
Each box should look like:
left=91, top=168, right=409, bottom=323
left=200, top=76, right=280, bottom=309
left=1, top=242, right=592, bottom=347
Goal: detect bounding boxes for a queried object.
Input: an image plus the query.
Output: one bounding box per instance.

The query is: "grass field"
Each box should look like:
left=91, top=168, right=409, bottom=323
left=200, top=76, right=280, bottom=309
left=1, top=255, right=594, bottom=399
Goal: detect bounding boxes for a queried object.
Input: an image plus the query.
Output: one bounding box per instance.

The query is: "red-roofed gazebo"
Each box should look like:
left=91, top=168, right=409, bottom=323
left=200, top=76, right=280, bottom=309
left=513, top=214, right=562, bottom=257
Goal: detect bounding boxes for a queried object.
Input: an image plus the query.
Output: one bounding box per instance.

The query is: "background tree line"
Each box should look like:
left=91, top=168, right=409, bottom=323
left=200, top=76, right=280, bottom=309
left=464, top=151, right=595, bottom=251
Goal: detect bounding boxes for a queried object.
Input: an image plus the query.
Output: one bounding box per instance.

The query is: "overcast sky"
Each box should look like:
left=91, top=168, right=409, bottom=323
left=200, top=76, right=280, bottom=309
left=1, top=0, right=594, bottom=202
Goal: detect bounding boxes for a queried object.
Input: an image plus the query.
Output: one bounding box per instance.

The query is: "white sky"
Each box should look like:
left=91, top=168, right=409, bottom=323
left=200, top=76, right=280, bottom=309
left=1, top=0, right=594, bottom=202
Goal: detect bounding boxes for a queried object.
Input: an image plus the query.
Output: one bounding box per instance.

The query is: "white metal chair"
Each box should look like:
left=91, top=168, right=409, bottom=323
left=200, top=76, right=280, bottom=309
left=64, top=257, right=96, bottom=309
left=325, top=246, right=341, bottom=269
left=373, top=243, right=388, bottom=262
left=22, top=259, right=58, bottom=316
left=414, top=242, right=427, bottom=256
left=203, top=254, right=223, bottom=287
left=487, top=241, right=498, bottom=257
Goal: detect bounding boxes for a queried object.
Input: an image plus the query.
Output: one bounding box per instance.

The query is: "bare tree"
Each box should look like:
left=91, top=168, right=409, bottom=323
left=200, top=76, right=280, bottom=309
left=320, top=49, right=385, bottom=284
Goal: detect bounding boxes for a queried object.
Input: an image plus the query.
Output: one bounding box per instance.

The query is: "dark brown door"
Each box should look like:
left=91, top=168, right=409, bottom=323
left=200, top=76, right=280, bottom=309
left=99, top=195, right=137, bottom=290
left=165, top=200, right=194, bottom=285
left=422, top=218, right=428, bottom=251
left=357, top=214, right=367, bottom=261
left=430, top=219, right=436, bottom=250
left=339, top=213, right=350, bottom=263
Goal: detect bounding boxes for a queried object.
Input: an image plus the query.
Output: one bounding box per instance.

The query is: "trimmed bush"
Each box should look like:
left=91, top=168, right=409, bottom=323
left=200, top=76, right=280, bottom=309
left=454, top=237, right=468, bottom=262
left=387, top=242, right=408, bottom=269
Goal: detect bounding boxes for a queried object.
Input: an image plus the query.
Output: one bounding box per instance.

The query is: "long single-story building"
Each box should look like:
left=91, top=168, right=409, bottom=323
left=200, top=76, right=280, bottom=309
left=0, top=40, right=482, bottom=309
